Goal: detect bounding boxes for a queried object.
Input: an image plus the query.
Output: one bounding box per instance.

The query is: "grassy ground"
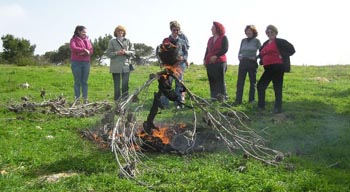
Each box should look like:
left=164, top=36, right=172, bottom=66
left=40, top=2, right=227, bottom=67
left=0, top=64, right=349, bottom=191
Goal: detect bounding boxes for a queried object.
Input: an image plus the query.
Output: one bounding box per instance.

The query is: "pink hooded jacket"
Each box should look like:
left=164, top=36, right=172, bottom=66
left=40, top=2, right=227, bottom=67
left=70, top=36, right=93, bottom=62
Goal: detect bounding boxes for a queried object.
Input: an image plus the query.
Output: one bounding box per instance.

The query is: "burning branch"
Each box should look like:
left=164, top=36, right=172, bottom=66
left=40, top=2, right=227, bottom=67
left=103, top=67, right=284, bottom=181
left=87, top=40, right=285, bottom=180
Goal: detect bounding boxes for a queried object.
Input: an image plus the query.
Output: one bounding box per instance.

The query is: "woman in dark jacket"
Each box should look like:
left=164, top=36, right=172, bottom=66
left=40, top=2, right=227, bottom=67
left=257, top=25, right=295, bottom=113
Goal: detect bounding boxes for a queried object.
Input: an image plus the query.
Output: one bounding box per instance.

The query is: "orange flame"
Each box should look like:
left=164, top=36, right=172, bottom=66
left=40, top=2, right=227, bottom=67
left=162, top=64, right=182, bottom=79
left=151, top=127, right=170, bottom=144
left=137, top=127, right=171, bottom=145
left=136, top=123, right=187, bottom=147
left=178, top=122, right=187, bottom=129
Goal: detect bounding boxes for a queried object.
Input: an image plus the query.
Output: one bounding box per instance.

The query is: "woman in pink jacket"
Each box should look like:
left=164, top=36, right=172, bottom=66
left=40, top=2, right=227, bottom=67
left=70, top=25, right=93, bottom=104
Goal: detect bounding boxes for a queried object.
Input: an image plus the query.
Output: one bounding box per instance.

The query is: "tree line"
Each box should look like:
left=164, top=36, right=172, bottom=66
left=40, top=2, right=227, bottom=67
left=0, top=34, right=156, bottom=66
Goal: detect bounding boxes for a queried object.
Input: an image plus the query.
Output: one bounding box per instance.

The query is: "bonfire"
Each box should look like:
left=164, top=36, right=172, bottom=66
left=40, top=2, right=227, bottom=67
left=82, top=39, right=285, bottom=180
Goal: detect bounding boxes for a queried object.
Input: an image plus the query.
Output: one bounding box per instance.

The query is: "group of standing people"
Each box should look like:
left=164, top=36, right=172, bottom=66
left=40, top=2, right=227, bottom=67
left=69, top=21, right=295, bottom=114
left=70, top=22, right=188, bottom=107
left=204, top=22, right=295, bottom=113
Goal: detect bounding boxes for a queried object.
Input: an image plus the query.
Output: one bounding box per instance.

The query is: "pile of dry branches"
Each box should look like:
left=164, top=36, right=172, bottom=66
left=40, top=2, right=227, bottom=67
left=8, top=96, right=113, bottom=118
left=97, top=71, right=286, bottom=179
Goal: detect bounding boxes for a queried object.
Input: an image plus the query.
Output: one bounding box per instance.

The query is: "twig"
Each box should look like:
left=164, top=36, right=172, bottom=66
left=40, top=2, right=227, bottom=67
left=327, top=161, right=340, bottom=168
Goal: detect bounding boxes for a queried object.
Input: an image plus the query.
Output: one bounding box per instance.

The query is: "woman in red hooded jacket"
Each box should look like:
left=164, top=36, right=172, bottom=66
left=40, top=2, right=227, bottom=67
left=203, top=21, right=229, bottom=101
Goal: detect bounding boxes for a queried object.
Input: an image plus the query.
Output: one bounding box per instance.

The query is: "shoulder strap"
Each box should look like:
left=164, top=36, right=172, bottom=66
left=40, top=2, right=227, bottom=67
left=115, top=39, right=126, bottom=49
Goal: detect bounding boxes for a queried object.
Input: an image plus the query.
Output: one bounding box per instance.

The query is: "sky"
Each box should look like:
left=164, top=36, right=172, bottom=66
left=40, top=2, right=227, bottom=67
left=0, top=0, right=349, bottom=65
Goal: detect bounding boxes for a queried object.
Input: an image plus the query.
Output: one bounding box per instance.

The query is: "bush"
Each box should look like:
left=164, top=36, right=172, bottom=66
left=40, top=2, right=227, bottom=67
left=15, top=56, right=37, bottom=66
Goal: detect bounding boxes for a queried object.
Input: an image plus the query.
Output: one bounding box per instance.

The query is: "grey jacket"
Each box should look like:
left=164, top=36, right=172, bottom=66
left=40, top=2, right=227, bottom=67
left=106, top=38, right=135, bottom=73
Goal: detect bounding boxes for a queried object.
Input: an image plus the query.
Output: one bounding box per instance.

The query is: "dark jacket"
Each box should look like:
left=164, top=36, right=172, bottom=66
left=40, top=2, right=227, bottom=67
left=259, top=38, right=295, bottom=72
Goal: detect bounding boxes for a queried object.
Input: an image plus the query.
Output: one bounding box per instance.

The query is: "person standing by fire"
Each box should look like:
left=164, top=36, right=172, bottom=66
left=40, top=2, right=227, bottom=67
left=203, top=21, right=229, bottom=101
left=160, top=21, right=189, bottom=109
left=176, top=21, right=190, bottom=104
left=144, top=36, right=187, bottom=134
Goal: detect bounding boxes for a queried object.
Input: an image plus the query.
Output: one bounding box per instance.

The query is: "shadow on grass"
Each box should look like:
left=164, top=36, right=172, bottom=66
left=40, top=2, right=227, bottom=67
left=25, top=152, right=116, bottom=178
left=247, top=100, right=350, bottom=170
left=326, top=88, right=350, bottom=98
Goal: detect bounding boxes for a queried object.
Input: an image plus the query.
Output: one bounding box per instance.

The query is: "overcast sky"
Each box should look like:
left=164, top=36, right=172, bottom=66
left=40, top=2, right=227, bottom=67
left=0, top=0, right=349, bottom=65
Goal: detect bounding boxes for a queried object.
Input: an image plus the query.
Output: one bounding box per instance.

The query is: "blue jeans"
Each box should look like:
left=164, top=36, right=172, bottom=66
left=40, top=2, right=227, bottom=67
left=175, top=62, right=186, bottom=101
left=112, top=73, right=130, bottom=101
left=71, top=61, right=90, bottom=99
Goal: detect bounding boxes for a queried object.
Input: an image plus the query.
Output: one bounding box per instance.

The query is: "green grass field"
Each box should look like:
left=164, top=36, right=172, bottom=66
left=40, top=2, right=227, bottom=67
left=0, top=64, right=349, bottom=191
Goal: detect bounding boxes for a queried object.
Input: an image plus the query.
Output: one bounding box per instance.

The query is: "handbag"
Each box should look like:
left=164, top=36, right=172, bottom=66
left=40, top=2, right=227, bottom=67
left=129, top=63, right=134, bottom=71
left=116, top=39, right=134, bottom=71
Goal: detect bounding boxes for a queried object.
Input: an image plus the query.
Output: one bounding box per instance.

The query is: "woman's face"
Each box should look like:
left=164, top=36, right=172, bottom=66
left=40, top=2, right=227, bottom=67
left=116, top=30, right=124, bottom=37
left=266, top=29, right=276, bottom=40
left=245, top=28, right=253, bottom=38
left=171, top=27, right=180, bottom=37
left=78, top=29, right=87, bottom=38
left=211, top=25, right=216, bottom=35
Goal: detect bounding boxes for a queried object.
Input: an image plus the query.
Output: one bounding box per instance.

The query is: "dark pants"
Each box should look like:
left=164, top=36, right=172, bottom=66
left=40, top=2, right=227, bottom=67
left=206, top=62, right=227, bottom=99
left=257, top=64, right=284, bottom=110
left=112, top=72, right=130, bottom=101
left=235, top=59, right=257, bottom=103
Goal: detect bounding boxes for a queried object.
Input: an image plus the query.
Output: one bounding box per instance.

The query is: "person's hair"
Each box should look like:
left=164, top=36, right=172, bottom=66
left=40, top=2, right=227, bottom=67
left=114, top=25, right=126, bottom=37
left=213, top=21, right=225, bottom=36
left=73, top=25, right=86, bottom=38
left=266, top=25, right=278, bottom=35
left=169, top=21, right=181, bottom=30
left=245, top=25, right=258, bottom=37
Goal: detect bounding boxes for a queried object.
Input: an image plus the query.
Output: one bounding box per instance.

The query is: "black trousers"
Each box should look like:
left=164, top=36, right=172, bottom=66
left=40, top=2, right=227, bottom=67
left=112, top=72, right=130, bottom=101
left=235, top=59, right=257, bottom=103
left=257, top=64, right=284, bottom=110
left=206, top=62, right=227, bottom=99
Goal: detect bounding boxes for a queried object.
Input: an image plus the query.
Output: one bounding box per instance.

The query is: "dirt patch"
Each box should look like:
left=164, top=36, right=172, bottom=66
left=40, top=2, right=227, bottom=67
left=309, top=77, right=330, bottom=83
left=271, top=113, right=289, bottom=124
left=39, top=172, right=78, bottom=183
